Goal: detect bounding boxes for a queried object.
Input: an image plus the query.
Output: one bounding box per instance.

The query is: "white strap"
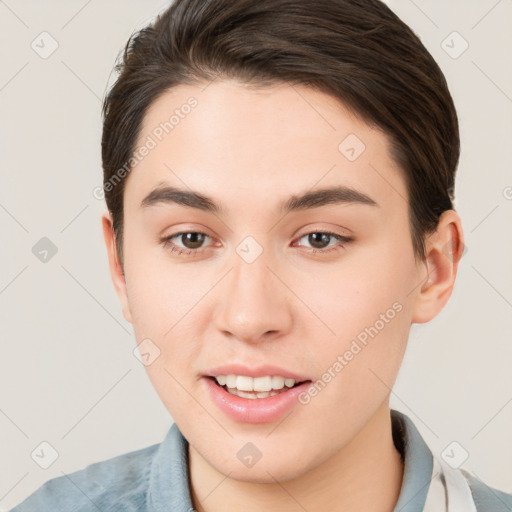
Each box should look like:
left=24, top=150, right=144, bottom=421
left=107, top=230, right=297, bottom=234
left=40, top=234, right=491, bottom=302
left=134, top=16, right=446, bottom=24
left=423, top=456, right=477, bottom=512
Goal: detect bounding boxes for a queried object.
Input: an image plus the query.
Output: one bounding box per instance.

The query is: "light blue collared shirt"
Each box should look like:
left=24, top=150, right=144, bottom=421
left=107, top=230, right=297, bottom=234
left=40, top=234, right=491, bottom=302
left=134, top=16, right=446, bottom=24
left=9, top=409, right=512, bottom=511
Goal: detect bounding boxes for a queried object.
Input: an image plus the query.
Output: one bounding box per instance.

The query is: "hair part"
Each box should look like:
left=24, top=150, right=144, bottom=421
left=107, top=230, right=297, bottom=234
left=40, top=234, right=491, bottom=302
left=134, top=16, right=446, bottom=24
left=101, top=0, right=459, bottom=268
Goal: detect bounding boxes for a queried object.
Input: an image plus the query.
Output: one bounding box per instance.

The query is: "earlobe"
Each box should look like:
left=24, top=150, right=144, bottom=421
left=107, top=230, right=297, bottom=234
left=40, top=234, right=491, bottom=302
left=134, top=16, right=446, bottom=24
left=101, top=212, right=133, bottom=324
left=411, top=210, right=465, bottom=324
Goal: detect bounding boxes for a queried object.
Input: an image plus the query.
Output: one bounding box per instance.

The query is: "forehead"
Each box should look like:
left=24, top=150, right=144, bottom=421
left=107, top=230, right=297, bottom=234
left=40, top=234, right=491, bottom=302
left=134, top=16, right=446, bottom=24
left=125, top=80, right=407, bottom=217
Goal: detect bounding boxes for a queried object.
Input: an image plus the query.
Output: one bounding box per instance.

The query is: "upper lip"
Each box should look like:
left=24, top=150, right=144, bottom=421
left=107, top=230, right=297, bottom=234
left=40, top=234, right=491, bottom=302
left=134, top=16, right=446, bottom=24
left=205, top=364, right=312, bottom=382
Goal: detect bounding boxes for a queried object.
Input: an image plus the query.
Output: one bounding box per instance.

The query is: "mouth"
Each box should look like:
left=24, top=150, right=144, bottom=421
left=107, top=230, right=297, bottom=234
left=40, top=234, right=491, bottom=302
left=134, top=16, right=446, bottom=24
left=203, top=375, right=313, bottom=423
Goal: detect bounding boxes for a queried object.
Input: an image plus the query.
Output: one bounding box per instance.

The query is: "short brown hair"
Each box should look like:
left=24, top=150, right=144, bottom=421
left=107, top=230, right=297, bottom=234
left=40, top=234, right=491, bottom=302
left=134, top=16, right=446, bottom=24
left=101, top=0, right=459, bottom=267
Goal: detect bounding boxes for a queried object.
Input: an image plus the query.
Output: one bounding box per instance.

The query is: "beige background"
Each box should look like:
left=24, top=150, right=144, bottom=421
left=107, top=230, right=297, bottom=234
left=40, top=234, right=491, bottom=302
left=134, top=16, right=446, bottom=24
left=1, top=0, right=511, bottom=509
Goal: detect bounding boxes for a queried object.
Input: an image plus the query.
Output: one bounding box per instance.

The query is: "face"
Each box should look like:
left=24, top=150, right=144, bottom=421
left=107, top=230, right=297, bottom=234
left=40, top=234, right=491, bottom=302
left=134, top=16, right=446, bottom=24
left=104, top=79, right=437, bottom=482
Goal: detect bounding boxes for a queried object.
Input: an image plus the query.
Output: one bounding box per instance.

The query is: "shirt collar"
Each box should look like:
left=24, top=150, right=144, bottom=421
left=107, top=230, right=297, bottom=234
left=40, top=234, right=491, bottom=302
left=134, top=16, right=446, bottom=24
left=147, top=408, right=433, bottom=512
left=391, top=409, right=434, bottom=511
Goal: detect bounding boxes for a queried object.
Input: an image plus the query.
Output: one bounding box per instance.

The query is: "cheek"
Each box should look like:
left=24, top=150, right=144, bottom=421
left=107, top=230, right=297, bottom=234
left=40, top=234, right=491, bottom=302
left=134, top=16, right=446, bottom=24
left=123, top=245, right=207, bottom=338
left=301, top=256, right=401, bottom=337
left=122, top=248, right=208, bottom=373
left=300, top=255, right=410, bottom=396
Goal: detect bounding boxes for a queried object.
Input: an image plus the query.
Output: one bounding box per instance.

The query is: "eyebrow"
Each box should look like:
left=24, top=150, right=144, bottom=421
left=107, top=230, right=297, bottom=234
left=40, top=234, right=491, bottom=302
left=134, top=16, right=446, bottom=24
left=140, top=184, right=379, bottom=214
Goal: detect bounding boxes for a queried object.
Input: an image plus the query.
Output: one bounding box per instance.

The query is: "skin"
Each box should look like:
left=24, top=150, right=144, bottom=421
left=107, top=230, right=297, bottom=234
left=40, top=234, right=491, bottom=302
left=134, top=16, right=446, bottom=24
left=102, top=79, right=464, bottom=512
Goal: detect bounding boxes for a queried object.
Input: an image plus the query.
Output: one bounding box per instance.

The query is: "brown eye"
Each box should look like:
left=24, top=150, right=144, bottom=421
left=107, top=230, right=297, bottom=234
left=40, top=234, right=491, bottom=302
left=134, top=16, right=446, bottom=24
left=178, top=232, right=207, bottom=249
left=296, top=231, right=352, bottom=253
left=307, top=232, right=332, bottom=249
left=161, top=231, right=213, bottom=256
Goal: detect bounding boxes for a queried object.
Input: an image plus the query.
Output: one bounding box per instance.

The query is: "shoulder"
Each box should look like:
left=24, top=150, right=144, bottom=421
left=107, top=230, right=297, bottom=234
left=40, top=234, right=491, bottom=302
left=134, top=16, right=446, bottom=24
left=462, top=469, right=512, bottom=512
left=9, top=442, right=160, bottom=512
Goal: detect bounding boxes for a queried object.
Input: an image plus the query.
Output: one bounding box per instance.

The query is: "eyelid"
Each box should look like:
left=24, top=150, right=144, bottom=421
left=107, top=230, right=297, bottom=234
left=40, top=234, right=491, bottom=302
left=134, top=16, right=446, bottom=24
left=159, top=222, right=215, bottom=238
left=294, top=224, right=352, bottom=238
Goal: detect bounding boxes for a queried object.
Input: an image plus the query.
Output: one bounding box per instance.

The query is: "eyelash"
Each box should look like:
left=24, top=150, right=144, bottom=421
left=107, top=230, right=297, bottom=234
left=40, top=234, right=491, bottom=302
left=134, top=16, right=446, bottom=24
left=160, top=230, right=353, bottom=257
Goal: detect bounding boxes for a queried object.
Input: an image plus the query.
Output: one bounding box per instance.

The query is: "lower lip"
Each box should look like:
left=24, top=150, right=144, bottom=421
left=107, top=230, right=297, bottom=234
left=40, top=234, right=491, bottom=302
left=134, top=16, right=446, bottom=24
left=203, top=377, right=312, bottom=424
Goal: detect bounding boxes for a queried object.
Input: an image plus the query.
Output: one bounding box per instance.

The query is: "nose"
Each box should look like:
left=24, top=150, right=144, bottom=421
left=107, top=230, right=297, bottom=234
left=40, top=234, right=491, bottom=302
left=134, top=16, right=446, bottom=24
left=212, top=247, right=294, bottom=344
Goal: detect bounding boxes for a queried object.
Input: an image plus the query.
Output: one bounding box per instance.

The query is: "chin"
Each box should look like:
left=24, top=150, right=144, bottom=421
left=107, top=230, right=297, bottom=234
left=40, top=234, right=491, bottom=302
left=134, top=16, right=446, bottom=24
left=214, top=455, right=310, bottom=484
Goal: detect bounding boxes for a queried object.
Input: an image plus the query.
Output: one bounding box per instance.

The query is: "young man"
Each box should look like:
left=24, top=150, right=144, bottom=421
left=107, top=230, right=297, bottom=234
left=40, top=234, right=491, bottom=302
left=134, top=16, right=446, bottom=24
left=11, top=0, right=512, bottom=511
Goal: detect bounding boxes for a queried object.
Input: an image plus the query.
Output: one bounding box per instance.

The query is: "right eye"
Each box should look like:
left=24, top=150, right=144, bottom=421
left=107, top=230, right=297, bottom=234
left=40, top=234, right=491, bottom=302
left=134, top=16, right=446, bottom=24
left=161, top=231, right=214, bottom=256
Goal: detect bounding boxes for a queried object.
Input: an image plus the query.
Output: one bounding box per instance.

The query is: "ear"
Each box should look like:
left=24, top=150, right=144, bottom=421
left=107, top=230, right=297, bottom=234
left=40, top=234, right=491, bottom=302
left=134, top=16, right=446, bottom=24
left=101, top=212, right=133, bottom=324
left=411, top=209, right=465, bottom=324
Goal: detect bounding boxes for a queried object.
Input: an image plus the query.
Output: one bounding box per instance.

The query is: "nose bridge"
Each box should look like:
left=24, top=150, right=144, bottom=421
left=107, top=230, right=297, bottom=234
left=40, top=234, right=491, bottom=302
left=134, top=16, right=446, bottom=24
left=213, top=239, right=292, bottom=342
left=232, top=244, right=271, bottom=298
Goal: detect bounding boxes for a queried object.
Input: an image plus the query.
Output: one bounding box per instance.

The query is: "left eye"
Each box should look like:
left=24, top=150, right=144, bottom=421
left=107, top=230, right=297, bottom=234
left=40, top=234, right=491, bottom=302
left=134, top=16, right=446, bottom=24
left=295, top=231, right=352, bottom=252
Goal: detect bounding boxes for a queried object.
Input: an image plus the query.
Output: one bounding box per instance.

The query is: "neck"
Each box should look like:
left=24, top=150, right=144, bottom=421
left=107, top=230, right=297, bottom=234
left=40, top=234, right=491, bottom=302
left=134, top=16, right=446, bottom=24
left=188, top=403, right=404, bottom=512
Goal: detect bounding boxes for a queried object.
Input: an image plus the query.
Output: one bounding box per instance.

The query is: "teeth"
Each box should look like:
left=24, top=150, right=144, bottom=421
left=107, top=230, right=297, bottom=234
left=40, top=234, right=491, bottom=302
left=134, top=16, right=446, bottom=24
left=216, top=375, right=227, bottom=386
left=228, top=389, right=282, bottom=399
left=284, top=378, right=296, bottom=388
left=225, top=375, right=237, bottom=388
left=271, top=376, right=285, bottom=390
left=214, top=374, right=300, bottom=392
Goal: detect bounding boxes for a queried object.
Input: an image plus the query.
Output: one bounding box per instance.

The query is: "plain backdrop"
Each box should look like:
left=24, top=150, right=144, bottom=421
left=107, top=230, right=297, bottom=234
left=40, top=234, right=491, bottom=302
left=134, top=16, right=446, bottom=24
left=1, top=0, right=511, bottom=509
